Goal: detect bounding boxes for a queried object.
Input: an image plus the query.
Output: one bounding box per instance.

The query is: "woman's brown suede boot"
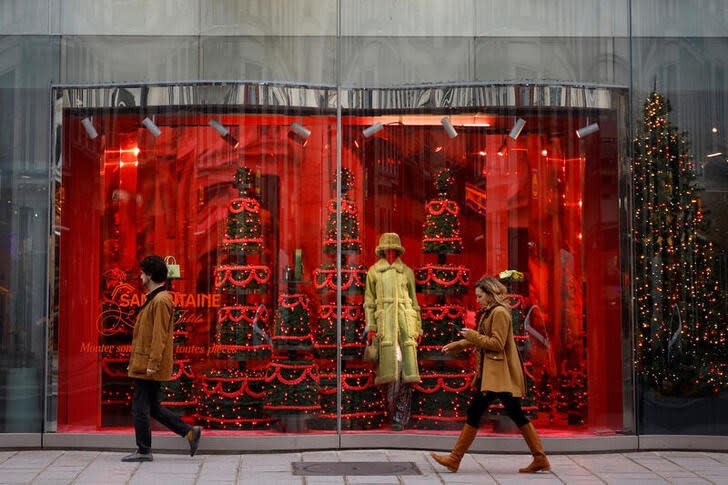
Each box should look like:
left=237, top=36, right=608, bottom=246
left=518, top=422, right=550, bottom=473
left=431, top=424, right=478, bottom=472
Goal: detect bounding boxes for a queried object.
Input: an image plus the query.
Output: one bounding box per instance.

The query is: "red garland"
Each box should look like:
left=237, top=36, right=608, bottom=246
left=223, top=236, right=264, bottom=245
left=167, top=360, right=195, bottom=380
left=317, top=411, right=387, bottom=419
left=265, top=362, right=319, bottom=386
left=421, top=304, right=465, bottom=321
left=264, top=404, right=321, bottom=411
left=412, top=372, right=475, bottom=394
left=410, top=414, right=465, bottom=422
left=415, top=265, right=470, bottom=287
left=272, top=334, right=312, bottom=342
left=313, top=267, right=366, bottom=291
left=161, top=400, right=196, bottom=407
left=322, top=238, right=363, bottom=247
left=218, top=305, right=270, bottom=324
left=278, top=293, right=309, bottom=310
left=197, top=415, right=275, bottom=425
left=214, top=265, right=271, bottom=288
left=228, top=198, right=261, bottom=214
left=423, top=236, right=462, bottom=243
left=101, top=357, right=130, bottom=378
left=425, top=200, right=460, bottom=216
left=214, top=343, right=271, bottom=353
left=319, top=304, right=364, bottom=320
left=317, top=372, right=376, bottom=391
left=315, top=342, right=365, bottom=352
left=200, top=374, right=266, bottom=399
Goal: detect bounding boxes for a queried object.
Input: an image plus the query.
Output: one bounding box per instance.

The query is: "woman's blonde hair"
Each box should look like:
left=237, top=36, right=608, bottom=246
left=475, top=276, right=510, bottom=310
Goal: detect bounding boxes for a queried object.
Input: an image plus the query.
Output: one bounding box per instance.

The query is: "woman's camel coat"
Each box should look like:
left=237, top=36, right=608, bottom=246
left=448, top=304, right=525, bottom=396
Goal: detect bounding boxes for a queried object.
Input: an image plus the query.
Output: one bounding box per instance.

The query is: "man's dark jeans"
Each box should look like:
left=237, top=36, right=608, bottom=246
left=132, top=379, right=191, bottom=454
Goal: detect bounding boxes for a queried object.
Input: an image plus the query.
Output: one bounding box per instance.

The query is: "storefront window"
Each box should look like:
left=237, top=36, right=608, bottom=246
left=631, top=1, right=728, bottom=435
left=340, top=85, right=626, bottom=436
left=51, top=82, right=627, bottom=437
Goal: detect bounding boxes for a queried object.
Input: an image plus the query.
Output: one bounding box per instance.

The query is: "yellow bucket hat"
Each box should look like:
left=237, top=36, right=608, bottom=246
left=375, top=232, right=405, bottom=256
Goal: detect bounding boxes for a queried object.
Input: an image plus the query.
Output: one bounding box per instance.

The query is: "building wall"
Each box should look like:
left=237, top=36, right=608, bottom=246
left=0, top=0, right=727, bottom=436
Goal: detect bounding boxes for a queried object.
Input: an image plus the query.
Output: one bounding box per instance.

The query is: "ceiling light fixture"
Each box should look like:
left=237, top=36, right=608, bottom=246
left=209, top=118, right=239, bottom=148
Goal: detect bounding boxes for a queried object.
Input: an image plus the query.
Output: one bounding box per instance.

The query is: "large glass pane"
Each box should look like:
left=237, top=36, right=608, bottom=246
left=0, top=35, right=58, bottom=433
left=339, top=84, right=627, bottom=436
left=51, top=83, right=339, bottom=437
left=631, top=0, right=728, bottom=434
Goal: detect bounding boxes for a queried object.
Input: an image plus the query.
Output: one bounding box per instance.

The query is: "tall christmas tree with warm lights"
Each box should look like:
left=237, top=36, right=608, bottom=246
left=633, top=91, right=726, bottom=396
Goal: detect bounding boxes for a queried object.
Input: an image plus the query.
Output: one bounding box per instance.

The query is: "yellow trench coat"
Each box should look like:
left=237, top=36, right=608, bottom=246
left=448, top=304, right=525, bottom=396
left=364, top=258, right=422, bottom=385
left=127, top=290, right=175, bottom=381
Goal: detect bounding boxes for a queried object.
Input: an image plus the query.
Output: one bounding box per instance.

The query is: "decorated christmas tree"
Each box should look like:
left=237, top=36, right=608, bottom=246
left=632, top=91, right=727, bottom=395
left=263, top=252, right=320, bottom=430
left=200, top=166, right=273, bottom=429
left=271, top=293, right=314, bottom=351
left=308, top=366, right=387, bottom=430
left=323, top=167, right=362, bottom=254
left=415, top=169, right=470, bottom=294
left=160, top=360, right=196, bottom=416
left=311, top=168, right=385, bottom=429
left=224, top=167, right=264, bottom=254
left=197, top=368, right=273, bottom=430
left=263, top=358, right=320, bottom=429
left=410, top=367, right=475, bottom=430
left=411, top=168, right=472, bottom=429
left=416, top=169, right=470, bottom=355
left=314, top=168, right=367, bottom=361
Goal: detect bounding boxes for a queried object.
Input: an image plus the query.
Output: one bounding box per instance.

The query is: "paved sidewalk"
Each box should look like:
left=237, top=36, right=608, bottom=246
left=0, top=449, right=726, bottom=484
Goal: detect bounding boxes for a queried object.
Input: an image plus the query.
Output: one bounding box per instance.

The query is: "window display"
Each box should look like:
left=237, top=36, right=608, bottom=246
left=53, top=87, right=624, bottom=438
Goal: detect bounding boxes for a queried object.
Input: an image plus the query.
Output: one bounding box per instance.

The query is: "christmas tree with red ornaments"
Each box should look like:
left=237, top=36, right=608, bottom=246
left=310, top=168, right=385, bottom=431
left=412, top=168, right=475, bottom=430
left=197, top=166, right=274, bottom=430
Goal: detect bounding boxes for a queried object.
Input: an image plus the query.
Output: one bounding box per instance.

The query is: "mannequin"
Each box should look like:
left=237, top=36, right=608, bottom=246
left=364, top=232, right=422, bottom=430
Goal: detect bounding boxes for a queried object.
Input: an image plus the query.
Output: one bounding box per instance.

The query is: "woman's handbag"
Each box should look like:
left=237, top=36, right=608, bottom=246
left=363, top=335, right=379, bottom=363
left=164, top=256, right=181, bottom=279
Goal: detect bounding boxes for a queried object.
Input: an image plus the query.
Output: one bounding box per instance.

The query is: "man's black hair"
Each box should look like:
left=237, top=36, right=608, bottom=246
left=140, top=255, right=168, bottom=283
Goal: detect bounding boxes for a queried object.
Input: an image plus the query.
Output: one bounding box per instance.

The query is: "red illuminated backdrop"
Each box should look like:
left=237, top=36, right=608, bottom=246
left=57, top=108, right=622, bottom=433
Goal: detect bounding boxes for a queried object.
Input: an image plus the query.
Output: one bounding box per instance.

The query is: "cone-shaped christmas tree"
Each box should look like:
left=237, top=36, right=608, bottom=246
left=632, top=91, right=726, bottom=395
left=310, top=168, right=384, bottom=430
left=412, top=168, right=473, bottom=429
left=314, top=168, right=367, bottom=359
left=198, top=166, right=273, bottom=430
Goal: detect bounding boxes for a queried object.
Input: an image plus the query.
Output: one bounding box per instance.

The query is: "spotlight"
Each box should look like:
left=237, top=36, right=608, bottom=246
left=290, top=122, right=311, bottom=139
left=441, top=117, right=458, bottom=139
left=209, top=118, right=239, bottom=148
left=288, top=122, right=311, bottom=146
left=362, top=122, right=384, bottom=138
left=81, top=117, right=98, bottom=139
left=142, top=117, right=162, bottom=137
left=508, top=118, right=526, bottom=140
left=576, top=123, right=599, bottom=138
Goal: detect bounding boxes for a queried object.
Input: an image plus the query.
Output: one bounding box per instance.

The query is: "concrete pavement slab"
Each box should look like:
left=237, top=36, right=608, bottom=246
left=0, top=449, right=724, bottom=483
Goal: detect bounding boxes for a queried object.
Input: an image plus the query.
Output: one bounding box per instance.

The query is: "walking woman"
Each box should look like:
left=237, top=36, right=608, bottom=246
left=431, top=276, right=550, bottom=473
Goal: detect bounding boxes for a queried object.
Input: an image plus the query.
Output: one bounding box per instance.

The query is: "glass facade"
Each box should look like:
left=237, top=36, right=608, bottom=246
left=0, top=0, right=726, bottom=444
